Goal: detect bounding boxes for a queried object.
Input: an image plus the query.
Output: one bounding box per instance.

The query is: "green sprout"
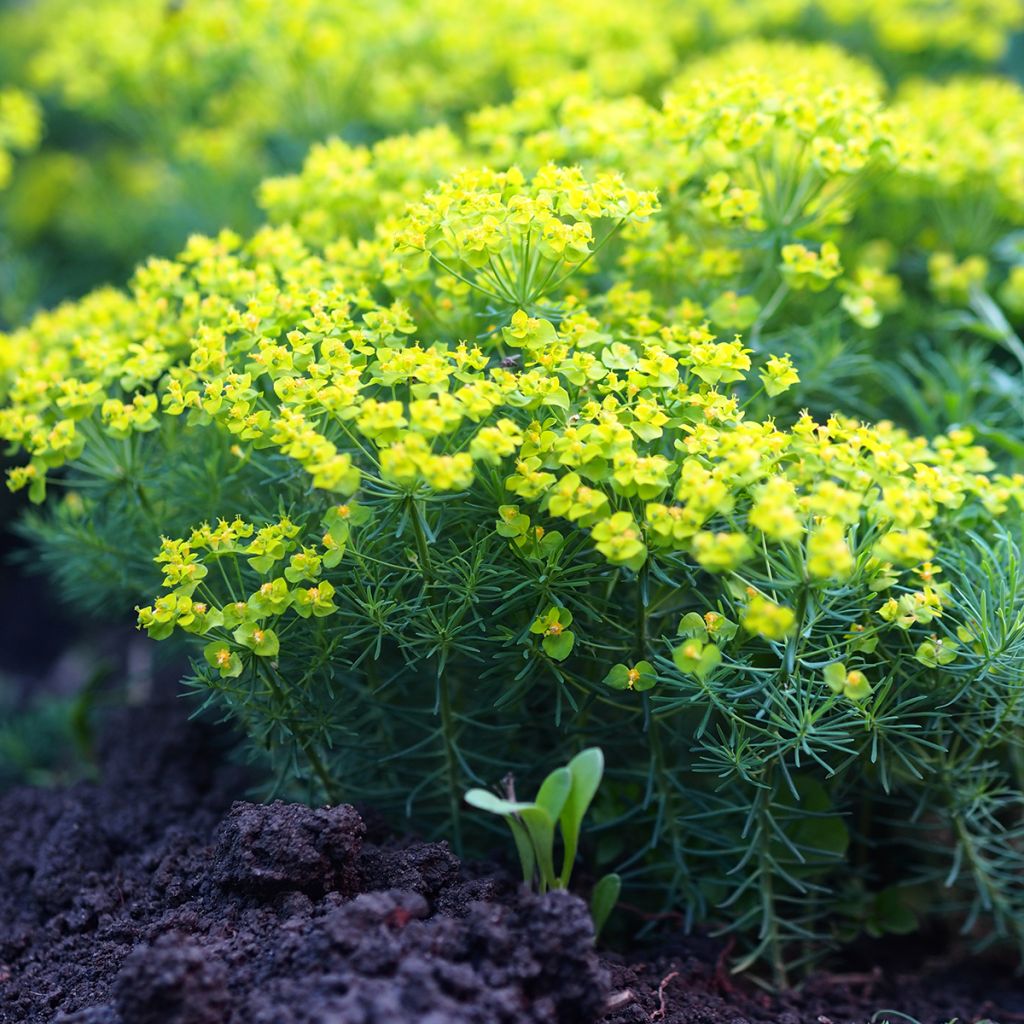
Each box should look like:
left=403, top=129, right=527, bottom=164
left=465, top=747, right=621, bottom=937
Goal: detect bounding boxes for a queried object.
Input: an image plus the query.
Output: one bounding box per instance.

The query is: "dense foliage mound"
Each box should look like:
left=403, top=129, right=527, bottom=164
left=3, top=27, right=1024, bottom=986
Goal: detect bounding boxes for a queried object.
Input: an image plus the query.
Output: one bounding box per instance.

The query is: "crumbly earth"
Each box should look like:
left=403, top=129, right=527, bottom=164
left=0, top=703, right=1020, bottom=1024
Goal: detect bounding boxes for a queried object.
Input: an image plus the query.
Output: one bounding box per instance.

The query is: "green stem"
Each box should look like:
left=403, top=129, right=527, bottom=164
left=536, top=219, right=625, bottom=303
left=757, top=775, right=788, bottom=989
left=636, top=560, right=650, bottom=663
left=426, top=251, right=507, bottom=306
left=260, top=662, right=342, bottom=804
left=408, top=495, right=433, bottom=582
left=437, top=670, right=463, bottom=854
left=646, top=714, right=689, bottom=908
left=303, top=737, right=343, bottom=806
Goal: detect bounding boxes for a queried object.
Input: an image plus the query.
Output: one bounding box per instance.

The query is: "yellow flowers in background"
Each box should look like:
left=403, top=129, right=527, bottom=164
left=0, top=89, right=41, bottom=191
left=1, top=0, right=1022, bottom=320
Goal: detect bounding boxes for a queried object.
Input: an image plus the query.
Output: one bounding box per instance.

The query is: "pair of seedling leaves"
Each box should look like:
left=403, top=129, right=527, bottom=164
left=465, top=747, right=621, bottom=937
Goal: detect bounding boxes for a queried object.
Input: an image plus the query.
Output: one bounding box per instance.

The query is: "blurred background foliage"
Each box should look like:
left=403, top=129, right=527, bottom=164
left=0, top=0, right=1022, bottom=326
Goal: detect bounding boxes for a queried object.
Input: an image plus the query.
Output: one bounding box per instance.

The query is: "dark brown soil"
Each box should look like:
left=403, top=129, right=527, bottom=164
left=0, top=702, right=1021, bottom=1024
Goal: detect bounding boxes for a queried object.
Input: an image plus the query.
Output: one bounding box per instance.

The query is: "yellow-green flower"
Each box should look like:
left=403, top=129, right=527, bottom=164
left=591, top=511, right=647, bottom=571
left=529, top=606, right=575, bottom=661
left=742, top=595, right=797, bottom=640
left=604, top=660, right=656, bottom=691
left=824, top=662, right=872, bottom=701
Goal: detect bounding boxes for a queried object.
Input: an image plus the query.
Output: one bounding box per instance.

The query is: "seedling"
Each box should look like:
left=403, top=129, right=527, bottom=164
left=465, top=747, right=621, bottom=936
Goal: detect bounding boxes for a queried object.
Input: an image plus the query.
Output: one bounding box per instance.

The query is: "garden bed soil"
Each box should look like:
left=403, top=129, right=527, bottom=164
left=0, top=702, right=1021, bottom=1024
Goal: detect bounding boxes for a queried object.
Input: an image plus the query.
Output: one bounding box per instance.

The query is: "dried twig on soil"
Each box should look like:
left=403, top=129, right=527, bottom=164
left=650, top=970, right=680, bottom=1022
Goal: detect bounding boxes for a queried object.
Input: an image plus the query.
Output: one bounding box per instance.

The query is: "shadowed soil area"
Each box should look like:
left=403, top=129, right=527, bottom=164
left=0, top=703, right=1020, bottom=1024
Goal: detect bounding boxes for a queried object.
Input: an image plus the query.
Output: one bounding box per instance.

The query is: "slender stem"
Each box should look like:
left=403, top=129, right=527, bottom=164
left=437, top=670, right=463, bottom=854
left=303, top=737, right=343, bottom=806
left=644, top=715, right=690, bottom=913
left=407, top=495, right=433, bottom=582
left=425, top=251, right=507, bottom=305
left=260, top=663, right=341, bottom=804
left=636, top=560, right=650, bottom=663
left=536, top=219, right=626, bottom=302
left=756, top=774, right=788, bottom=988
left=213, top=554, right=239, bottom=603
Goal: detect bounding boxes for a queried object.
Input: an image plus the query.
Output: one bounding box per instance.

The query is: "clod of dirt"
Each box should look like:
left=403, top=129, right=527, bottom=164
left=114, top=933, right=229, bottom=1024
left=0, top=703, right=609, bottom=1023
left=213, top=801, right=365, bottom=898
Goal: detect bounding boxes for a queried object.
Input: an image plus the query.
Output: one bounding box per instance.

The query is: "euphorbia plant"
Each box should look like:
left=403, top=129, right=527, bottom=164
left=5, top=38, right=1024, bottom=986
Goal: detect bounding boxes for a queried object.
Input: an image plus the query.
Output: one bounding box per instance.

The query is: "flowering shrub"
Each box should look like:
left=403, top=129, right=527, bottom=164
left=3, top=20, right=1024, bottom=985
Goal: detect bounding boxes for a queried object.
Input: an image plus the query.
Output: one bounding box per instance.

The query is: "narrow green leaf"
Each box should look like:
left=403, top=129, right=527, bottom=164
left=590, top=872, right=621, bottom=939
left=559, top=747, right=604, bottom=887
left=536, top=766, right=572, bottom=823
left=506, top=815, right=537, bottom=886
left=464, top=789, right=532, bottom=817
left=519, top=805, right=557, bottom=892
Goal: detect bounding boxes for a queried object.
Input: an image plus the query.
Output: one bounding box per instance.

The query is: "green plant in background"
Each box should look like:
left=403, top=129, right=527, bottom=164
left=0, top=89, right=41, bottom=193
left=466, top=747, right=621, bottom=936
left=0, top=86, right=42, bottom=322
left=0, top=0, right=1021, bottom=322
left=4, top=11, right=1024, bottom=989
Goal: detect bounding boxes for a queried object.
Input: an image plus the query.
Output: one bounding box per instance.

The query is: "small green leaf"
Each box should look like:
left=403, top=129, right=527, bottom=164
left=824, top=662, right=847, bottom=694
left=559, top=747, right=604, bottom=887
left=603, top=664, right=631, bottom=689
left=590, top=873, right=621, bottom=939
left=464, top=789, right=532, bottom=817
left=633, top=660, right=657, bottom=691
left=536, top=767, right=572, bottom=824
left=697, top=644, right=721, bottom=679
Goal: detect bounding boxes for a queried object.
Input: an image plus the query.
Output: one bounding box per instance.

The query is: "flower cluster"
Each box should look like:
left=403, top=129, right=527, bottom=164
left=394, top=165, right=658, bottom=313
left=892, top=76, right=1024, bottom=226
left=255, top=38, right=1024, bottom=366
